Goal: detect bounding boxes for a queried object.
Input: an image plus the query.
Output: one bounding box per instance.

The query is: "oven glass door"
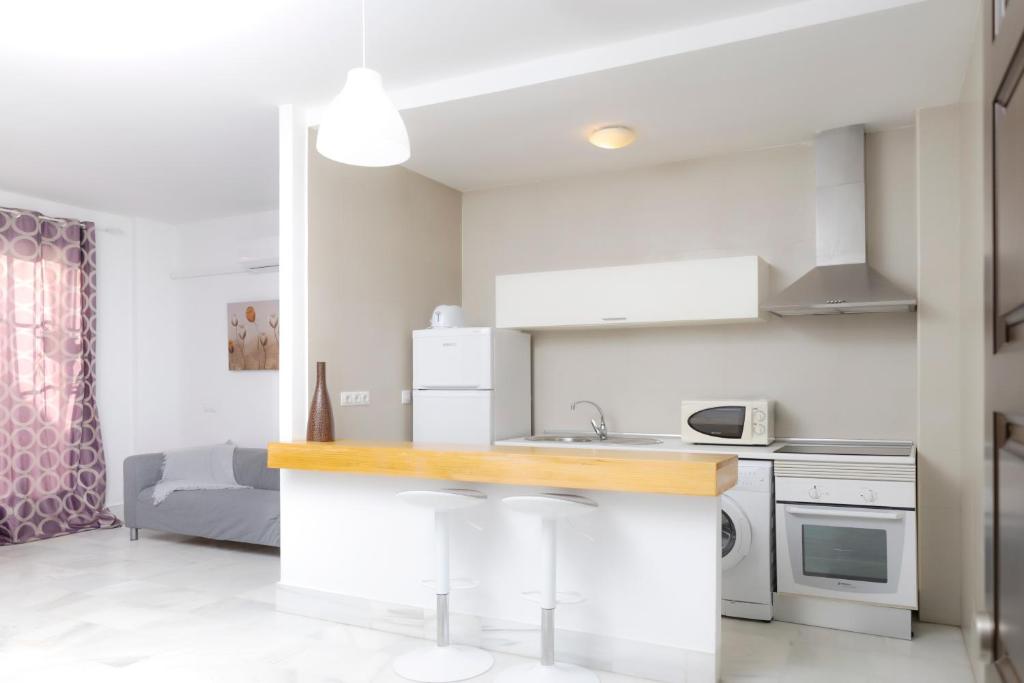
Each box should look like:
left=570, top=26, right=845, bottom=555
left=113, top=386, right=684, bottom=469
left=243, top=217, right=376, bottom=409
left=779, top=504, right=913, bottom=603
left=803, top=524, right=888, bottom=583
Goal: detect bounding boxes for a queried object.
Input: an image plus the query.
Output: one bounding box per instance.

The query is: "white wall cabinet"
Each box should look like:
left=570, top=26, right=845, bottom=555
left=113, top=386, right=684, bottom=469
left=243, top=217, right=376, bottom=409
left=495, top=255, right=768, bottom=329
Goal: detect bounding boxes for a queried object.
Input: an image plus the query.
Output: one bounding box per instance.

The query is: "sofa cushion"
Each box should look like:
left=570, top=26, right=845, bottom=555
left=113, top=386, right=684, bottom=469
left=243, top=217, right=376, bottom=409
left=233, top=448, right=279, bottom=491
left=135, top=485, right=280, bottom=547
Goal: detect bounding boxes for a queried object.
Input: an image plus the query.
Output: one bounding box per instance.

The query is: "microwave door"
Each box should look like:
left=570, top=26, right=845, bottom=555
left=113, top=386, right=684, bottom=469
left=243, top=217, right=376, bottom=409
left=688, top=406, right=746, bottom=439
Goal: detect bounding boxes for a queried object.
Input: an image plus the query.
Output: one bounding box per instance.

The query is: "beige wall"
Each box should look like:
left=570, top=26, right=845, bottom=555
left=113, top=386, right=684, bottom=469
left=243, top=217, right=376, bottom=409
left=916, top=105, right=964, bottom=626
left=307, top=130, right=462, bottom=440
left=957, top=7, right=987, bottom=677
left=462, top=132, right=918, bottom=439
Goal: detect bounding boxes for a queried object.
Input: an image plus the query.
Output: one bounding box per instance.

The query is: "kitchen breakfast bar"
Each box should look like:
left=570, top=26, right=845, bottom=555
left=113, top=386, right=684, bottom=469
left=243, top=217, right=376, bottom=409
left=268, top=441, right=738, bottom=683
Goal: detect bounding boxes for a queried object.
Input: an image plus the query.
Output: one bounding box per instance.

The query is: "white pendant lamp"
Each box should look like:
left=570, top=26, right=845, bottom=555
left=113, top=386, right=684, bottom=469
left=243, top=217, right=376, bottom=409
left=316, top=0, right=410, bottom=167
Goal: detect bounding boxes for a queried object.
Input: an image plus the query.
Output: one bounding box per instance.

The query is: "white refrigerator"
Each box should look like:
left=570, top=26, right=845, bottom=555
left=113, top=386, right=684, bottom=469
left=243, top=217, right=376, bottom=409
left=412, top=327, right=531, bottom=445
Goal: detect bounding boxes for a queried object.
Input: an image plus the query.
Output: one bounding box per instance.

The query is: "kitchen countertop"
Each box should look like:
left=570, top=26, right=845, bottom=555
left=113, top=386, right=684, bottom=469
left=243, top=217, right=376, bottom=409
left=496, top=435, right=916, bottom=465
left=268, top=439, right=737, bottom=496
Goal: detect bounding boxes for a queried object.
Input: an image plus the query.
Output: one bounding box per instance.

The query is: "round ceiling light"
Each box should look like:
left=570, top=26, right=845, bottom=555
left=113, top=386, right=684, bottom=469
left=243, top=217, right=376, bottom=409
left=588, top=125, right=636, bottom=150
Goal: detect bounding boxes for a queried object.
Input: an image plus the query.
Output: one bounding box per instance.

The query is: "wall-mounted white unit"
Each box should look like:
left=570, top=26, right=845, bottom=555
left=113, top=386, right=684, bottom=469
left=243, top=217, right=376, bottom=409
left=495, top=255, right=768, bottom=330
left=169, top=256, right=279, bottom=280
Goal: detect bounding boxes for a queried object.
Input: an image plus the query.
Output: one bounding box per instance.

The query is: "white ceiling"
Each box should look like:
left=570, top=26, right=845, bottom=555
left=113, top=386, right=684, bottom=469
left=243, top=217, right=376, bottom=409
left=0, top=0, right=976, bottom=222
left=399, top=0, right=977, bottom=192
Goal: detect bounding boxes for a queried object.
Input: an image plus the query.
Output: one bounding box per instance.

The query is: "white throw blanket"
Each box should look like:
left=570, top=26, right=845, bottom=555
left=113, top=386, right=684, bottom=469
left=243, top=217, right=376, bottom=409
left=152, top=443, right=250, bottom=505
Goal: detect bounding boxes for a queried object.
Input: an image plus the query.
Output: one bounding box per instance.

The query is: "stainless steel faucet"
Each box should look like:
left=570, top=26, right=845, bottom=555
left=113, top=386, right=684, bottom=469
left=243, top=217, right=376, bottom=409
left=571, top=400, right=608, bottom=440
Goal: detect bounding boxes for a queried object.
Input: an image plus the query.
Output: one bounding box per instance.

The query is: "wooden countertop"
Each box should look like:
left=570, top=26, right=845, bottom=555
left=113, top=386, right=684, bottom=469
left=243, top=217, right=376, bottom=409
left=268, top=440, right=737, bottom=496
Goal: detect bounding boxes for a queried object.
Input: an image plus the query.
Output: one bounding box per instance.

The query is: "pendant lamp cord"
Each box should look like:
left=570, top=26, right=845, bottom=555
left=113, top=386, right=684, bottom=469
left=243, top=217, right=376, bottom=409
left=361, top=0, right=366, bottom=68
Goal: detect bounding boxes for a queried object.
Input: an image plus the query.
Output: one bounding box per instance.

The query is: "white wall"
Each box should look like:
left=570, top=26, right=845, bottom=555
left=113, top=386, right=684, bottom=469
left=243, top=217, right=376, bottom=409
left=131, top=211, right=281, bottom=504
left=154, top=212, right=279, bottom=452
left=0, top=189, right=278, bottom=508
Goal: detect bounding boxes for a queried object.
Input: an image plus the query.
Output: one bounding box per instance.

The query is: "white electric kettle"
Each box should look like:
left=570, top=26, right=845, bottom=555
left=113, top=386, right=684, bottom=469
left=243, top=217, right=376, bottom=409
left=430, top=305, right=464, bottom=328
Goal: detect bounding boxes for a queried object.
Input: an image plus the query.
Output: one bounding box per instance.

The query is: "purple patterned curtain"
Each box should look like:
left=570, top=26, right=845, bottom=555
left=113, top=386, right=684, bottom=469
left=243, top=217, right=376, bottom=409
left=0, top=207, right=119, bottom=544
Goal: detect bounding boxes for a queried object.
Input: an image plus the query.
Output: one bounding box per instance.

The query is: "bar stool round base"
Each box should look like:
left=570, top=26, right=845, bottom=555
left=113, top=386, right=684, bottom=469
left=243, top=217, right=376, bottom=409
left=393, top=645, right=494, bottom=683
left=495, top=662, right=599, bottom=683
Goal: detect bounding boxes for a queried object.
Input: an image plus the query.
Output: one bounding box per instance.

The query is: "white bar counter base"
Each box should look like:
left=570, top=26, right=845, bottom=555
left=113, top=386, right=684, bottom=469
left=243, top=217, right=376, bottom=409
left=269, top=440, right=737, bottom=683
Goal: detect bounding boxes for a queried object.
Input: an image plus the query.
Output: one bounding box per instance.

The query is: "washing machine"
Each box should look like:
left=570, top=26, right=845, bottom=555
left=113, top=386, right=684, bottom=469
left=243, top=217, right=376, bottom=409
left=722, top=459, right=774, bottom=621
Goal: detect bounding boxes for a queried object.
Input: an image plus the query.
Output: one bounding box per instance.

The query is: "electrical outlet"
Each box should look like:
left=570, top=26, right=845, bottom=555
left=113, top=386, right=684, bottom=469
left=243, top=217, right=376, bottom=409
left=401, top=390, right=412, bottom=405
left=340, top=391, right=370, bottom=406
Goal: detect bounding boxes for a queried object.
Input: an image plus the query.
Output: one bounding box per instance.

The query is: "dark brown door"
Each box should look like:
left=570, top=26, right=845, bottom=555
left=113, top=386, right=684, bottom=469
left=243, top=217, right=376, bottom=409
left=989, top=1, right=1024, bottom=679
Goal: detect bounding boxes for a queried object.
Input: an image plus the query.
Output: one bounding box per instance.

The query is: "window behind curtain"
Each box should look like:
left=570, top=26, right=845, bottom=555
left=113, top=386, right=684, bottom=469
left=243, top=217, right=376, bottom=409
left=0, top=207, right=119, bottom=544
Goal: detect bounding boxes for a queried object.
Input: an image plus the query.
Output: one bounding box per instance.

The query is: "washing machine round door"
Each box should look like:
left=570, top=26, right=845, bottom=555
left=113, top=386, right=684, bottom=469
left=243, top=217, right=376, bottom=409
left=721, top=494, right=752, bottom=572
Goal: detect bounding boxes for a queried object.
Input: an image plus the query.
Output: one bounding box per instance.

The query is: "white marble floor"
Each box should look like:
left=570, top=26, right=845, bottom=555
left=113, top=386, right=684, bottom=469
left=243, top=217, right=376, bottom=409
left=0, top=526, right=975, bottom=683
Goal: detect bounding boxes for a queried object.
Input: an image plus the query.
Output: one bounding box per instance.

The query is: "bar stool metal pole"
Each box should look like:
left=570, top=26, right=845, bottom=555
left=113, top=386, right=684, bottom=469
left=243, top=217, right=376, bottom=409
left=393, top=489, right=494, bottom=683
left=498, top=493, right=599, bottom=683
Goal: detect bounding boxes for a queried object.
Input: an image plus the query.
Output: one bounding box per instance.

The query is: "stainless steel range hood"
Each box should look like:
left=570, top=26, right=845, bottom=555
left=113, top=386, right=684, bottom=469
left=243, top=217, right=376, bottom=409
left=762, top=125, right=917, bottom=316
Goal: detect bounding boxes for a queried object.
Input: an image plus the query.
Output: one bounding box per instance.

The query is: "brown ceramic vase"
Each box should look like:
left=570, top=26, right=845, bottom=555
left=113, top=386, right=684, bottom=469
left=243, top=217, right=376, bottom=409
left=306, top=361, right=335, bottom=441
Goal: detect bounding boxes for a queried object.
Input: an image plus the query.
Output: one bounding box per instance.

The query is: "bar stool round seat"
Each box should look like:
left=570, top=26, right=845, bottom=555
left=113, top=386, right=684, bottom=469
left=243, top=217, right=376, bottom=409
left=393, top=489, right=494, bottom=683
left=502, top=493, right=598, bottom=519
left=497, top=493, right=599, bottom=683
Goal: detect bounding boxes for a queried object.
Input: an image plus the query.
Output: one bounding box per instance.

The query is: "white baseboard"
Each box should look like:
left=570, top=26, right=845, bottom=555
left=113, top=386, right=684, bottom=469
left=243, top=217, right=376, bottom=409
left=723, top=599, right=773, bottom=621
left=774, top=592, right=912, bottom=639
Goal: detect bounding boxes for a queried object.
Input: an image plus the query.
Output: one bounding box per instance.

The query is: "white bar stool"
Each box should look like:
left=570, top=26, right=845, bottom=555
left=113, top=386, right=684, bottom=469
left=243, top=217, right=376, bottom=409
left=393, top=489, right=494, bottom=683
left=498, top=493, right=599, bottom=683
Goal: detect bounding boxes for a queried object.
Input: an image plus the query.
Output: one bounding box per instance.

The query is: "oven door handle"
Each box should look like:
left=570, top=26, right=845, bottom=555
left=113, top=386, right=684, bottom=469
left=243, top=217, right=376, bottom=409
left=786, top=506, right=904, bottom=521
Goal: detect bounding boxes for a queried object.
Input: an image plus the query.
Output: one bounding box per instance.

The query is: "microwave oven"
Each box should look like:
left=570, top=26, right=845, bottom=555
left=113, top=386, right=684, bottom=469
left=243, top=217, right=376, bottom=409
left=680, top=400, right=774, bottom=445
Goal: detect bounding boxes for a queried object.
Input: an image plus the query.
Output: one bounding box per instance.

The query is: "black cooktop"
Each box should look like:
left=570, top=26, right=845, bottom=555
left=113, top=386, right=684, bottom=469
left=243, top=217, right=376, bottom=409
left=773, top=442, right=913, bottom=457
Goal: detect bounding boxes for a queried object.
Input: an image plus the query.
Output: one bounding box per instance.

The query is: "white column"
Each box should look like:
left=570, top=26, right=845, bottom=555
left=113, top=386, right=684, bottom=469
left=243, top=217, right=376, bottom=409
left=278, top=103, right=309, bottom=442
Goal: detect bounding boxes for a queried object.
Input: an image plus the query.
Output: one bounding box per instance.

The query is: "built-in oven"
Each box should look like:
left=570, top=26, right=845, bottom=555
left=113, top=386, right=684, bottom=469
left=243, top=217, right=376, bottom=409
left=774, top=459, right=918, bottom=610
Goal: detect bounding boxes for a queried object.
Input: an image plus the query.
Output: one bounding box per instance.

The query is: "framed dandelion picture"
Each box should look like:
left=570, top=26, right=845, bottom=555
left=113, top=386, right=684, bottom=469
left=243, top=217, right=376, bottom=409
left=228, top=300, right=279, bottom=371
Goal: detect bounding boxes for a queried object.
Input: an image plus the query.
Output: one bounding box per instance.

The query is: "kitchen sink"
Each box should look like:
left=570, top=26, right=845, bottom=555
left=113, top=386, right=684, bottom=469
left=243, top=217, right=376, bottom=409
left=606, top=436, right=663, bottom=446
left=526, top=435, right=596, bottom=443
left=525, top=435, right=663, bottom=446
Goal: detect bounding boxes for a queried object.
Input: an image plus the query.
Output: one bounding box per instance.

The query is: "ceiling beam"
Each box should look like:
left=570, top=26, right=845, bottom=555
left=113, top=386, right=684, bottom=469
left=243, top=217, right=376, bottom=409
left=304, top=0, right=924, bottom=126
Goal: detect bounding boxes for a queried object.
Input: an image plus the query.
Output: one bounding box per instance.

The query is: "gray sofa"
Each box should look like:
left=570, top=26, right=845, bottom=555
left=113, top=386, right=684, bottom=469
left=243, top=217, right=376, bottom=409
left=123, top=448, right=280, bottom=547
